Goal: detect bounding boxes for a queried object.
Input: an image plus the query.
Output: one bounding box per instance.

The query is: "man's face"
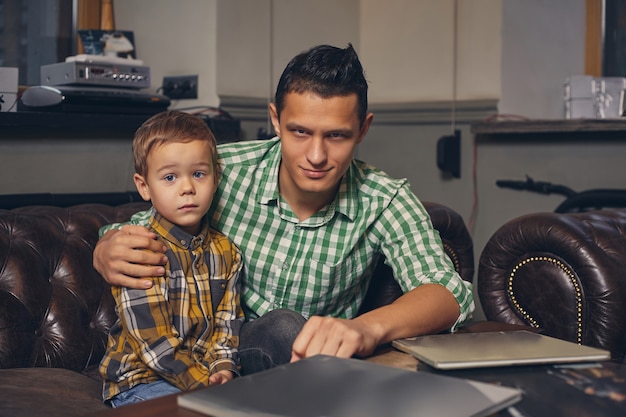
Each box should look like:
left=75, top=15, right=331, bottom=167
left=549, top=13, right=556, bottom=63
left=270, top=92, right=373, bottom=216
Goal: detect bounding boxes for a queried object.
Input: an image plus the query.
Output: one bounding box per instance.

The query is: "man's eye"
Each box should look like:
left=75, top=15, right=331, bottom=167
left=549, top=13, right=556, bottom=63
left=164, top=174, right=175, bottom=182
left=329, top=132, right=346, bottom=140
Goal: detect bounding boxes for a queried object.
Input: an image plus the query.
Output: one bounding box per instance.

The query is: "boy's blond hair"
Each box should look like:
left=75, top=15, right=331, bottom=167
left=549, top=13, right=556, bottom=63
left=133, top=110, right=218, bottom=178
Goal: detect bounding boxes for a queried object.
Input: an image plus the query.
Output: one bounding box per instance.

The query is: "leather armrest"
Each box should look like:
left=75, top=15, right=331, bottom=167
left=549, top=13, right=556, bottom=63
left=478, top=209, right=626, bottom=361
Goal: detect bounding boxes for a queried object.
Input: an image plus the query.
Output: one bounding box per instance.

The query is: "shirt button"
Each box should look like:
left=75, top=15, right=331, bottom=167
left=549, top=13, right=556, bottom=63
left=282, top=262, right=289, bottom=270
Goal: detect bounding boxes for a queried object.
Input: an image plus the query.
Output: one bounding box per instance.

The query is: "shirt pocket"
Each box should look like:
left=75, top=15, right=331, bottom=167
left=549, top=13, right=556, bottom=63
left=209, top=278, right=228, bottom=313
left=295, top=252, right=367, bottom=316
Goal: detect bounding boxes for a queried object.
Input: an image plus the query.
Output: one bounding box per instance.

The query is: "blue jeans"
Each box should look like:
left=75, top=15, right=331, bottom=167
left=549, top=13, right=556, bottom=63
left=109, top=380, right=182, bottom=408
left=239, top=309, right=307, bottom=375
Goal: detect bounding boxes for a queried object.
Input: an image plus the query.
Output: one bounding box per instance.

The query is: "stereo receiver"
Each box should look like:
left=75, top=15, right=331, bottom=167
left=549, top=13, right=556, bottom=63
left=41, top=60, right=151, bottom=89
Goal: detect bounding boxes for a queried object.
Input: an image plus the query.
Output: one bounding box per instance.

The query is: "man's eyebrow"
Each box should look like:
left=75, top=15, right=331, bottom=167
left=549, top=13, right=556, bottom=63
left=284, top=122, right=307, bottom=130
left=327, top=128, right=354, bottom=135
left=284, top=122, right=354, bottom=136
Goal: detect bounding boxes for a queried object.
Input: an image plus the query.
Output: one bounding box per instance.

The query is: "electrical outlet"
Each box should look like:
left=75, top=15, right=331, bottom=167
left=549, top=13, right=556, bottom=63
left=162, top=75, right=198, bottom=99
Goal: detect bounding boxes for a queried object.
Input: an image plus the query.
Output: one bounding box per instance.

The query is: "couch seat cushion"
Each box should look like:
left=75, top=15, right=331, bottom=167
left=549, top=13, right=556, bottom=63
left=0, top=368, right=108, bottom=417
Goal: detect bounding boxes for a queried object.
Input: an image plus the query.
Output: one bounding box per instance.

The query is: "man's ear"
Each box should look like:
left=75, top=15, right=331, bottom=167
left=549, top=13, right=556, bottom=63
left=268, top=103, right=280, bottom=137
left=133, top=173, right=151, bottom=202
left=356, top=112, right=374, bottom=144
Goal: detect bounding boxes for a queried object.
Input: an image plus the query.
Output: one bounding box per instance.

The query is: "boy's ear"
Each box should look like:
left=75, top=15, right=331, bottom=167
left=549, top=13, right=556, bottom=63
left=133, top=173, right=151, bottom=201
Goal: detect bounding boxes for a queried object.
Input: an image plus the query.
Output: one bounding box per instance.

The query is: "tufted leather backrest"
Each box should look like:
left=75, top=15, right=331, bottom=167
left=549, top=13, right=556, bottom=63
left=0, top=200, right=473, bottom=371
left=0, top=203, right=150, bottom=371
left=478, top=208, right=626, bottom=361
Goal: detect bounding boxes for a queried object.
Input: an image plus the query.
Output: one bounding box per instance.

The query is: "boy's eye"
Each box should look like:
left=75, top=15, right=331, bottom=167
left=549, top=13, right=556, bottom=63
left=193, top=171, right=206, bottom=179
left=164, top=174, right=175, bottom=182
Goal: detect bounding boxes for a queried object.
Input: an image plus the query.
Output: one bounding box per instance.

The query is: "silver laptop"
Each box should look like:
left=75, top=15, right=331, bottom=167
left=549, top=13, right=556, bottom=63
left=392, top=331, right=611, bottom=370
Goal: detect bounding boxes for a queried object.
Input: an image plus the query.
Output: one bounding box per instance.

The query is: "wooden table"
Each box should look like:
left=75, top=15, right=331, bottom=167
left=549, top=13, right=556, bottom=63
left=88, top=348, right=626, bottom=417
left=88, top=348, right=417, bottom=417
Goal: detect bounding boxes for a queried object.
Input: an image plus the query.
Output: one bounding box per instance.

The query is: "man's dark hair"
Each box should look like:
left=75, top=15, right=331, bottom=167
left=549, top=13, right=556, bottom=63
left=274, top=44, right=369, bottom=126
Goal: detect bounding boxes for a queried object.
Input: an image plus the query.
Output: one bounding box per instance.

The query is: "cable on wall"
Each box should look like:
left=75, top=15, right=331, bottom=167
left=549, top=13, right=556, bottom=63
left=435, top=0, right=461, bottom=180
left=451, top=0, right=458, bottom=135
left=268, top=0, right=274, bottom=136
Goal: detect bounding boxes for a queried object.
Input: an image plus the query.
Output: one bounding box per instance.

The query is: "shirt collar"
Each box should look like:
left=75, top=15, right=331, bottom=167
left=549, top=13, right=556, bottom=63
left=257, top=138, right=282, bottom=205
left=336, top=163, right=359, bottom=222
left=149, top=208, right=209, bottom=250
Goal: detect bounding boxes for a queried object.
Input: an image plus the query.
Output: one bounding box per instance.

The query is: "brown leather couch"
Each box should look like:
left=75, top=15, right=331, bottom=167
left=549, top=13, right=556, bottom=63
left=0, top=196, right=474, bottom=417
left=478, top=208, right=626, bottom=362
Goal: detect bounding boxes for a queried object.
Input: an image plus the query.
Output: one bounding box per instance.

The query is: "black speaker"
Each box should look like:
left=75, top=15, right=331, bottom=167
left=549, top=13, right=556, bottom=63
left=436, top=129, right=461, bottom=178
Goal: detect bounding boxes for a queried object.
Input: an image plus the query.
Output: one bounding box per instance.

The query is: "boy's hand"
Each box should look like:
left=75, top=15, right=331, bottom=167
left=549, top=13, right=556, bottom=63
left=209, top=370, right=234, bottom=385
left=93, top=225, right=168, bottom=289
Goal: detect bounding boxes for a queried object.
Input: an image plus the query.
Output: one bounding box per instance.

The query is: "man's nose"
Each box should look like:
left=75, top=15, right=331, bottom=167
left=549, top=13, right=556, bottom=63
left=306, top=137, right=327, bottom=165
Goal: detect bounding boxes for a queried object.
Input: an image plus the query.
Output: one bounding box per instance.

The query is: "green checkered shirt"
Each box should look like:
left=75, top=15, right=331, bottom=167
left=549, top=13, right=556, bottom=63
left=102, top=137, right=473, bottom=328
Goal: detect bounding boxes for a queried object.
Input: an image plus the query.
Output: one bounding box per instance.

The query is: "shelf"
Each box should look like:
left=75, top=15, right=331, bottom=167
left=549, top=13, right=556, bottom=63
left=471, top=119, right=626, bottom=144
left=0, top=111, right=150, bottom=139
left=0, top=111, right=241, bottom=143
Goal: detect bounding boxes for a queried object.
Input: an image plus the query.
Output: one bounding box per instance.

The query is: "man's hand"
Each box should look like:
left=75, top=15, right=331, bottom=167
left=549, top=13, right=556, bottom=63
left=290, top=316, right=380, bottom=362
left=290, top=284, right=461, bottom=363
left=93, top=225, right=168, bottom=289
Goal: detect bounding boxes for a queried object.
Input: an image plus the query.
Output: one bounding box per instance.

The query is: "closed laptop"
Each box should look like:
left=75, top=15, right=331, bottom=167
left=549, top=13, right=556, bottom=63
left=392, top=331, right=611, bottom=370
left=177, top=355, right=521, bottom=417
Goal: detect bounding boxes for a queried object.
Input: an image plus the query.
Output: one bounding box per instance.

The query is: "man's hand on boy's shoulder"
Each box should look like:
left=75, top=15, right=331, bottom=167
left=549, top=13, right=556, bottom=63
left=93, top=225, right=168, bottom=289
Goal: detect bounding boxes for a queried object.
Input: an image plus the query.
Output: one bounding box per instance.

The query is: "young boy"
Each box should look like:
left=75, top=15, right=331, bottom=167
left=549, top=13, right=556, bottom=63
left=99, top=110, right=244, bottom=407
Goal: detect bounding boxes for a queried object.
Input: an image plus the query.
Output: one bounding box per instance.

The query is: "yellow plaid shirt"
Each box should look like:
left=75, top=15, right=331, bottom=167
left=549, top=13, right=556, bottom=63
left=100, top=210, right=244, bottom=401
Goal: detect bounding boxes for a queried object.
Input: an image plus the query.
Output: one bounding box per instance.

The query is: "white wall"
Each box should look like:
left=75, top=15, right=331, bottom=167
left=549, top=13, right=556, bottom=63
left=498, top=0, right=586, bottom=119
left=113, top=0, right=587, bottom=117
left=114, top=0, right=219, bottom=108
left=360, top=0, right=501, bottom=103
left=115, top=0, right=501, bottom=106
left=216, top=0, right=360, bottom=102
left=114, top=0, right=585, bottom=119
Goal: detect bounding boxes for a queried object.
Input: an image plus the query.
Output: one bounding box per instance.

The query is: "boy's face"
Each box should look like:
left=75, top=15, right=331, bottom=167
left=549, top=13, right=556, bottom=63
left=133, top=139, right=217, bottom=235
left=269, top=92, right=373, bottom=214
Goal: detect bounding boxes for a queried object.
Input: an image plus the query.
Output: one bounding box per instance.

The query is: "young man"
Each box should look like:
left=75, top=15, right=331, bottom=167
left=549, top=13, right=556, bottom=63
left=94, top=44, right=474, bottom=374
left=100, top=111, right=243, bottom=406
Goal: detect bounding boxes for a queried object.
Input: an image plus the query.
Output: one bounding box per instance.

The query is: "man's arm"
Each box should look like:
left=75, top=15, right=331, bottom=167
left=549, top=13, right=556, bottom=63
left=291, top=283, right=459, bottom=361
left=93, top=225, right=168, bottom=289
